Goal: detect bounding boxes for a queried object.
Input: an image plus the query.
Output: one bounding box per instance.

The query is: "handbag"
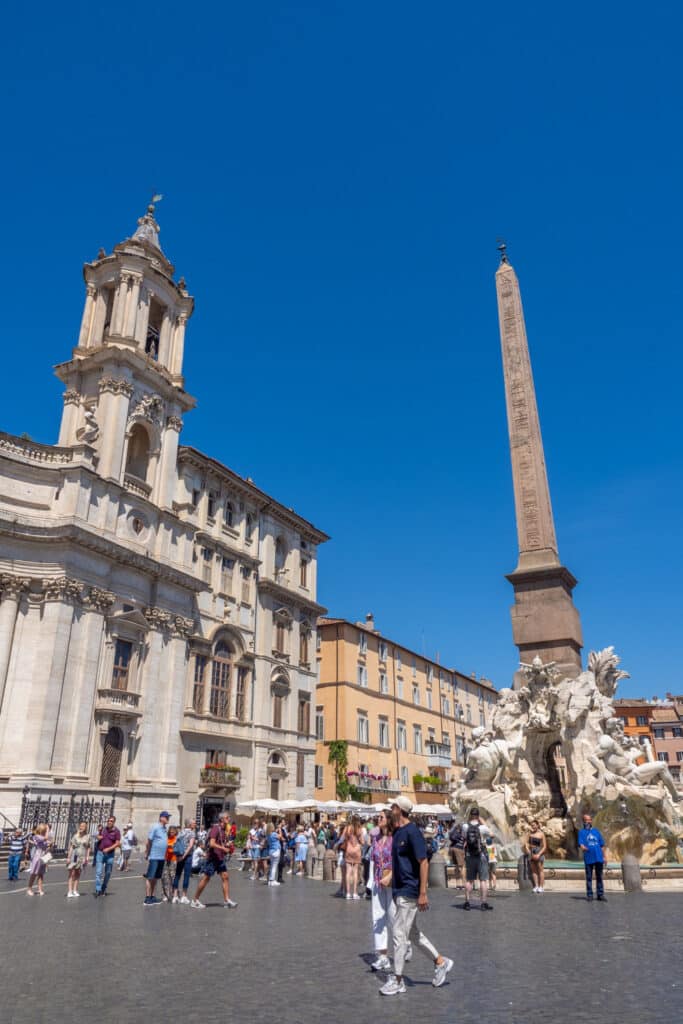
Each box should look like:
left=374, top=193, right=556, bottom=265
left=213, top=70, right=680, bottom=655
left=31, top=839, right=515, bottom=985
left=40, top=851, right=53, bottom=866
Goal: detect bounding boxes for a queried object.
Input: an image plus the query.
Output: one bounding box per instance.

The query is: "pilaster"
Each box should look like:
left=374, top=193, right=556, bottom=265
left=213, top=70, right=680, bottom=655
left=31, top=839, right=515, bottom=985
left=97, top=375, right=133, bottom=480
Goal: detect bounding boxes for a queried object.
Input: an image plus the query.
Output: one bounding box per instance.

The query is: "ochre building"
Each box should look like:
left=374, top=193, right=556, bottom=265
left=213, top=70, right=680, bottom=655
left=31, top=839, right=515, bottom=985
left=314, top=614, right=496, bottom=805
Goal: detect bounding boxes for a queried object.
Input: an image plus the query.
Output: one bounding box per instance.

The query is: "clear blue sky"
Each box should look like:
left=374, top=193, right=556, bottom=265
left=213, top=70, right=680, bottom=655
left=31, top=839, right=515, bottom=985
left=2, top=3, right=681, bottom=699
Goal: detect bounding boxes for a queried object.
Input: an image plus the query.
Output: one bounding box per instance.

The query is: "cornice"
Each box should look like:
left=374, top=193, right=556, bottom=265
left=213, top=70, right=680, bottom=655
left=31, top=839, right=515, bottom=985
left=54, top=348, right=196, bottom=413
left=0, top=515, right=207, bottom=595
left=194, top=530, right=261, bottom=568
left=258, top=576, right=326, bottom=616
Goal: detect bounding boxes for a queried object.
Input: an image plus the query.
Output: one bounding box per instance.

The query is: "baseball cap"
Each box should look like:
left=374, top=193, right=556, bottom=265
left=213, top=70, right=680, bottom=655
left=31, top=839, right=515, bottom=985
left=392, top=796, right=413, bottom=814
left=159, top=810, right=171, bottom=819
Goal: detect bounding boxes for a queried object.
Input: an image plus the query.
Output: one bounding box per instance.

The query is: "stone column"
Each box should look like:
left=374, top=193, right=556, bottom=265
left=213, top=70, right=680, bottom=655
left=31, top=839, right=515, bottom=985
left=111, top=276, right=129, bottom=336
left=157, top=311, right=173, bottom=367
left=66, top=589, right=113, bottom=776
left=32, top=584, right=77, bottom=771
left=97, top=376, right=133, bottom=481
left=170, top=313, right=187, bottom=376
left=132, top=615, right=167, bottom=781
left=124, top=273, right=142, bottom=339
left=135, top=284, right=150, bottom=346
left=155, top=414, right=183, bottom=509
left=77, top=283, right=97, bottom=348
left=57, top=389, right=81, bottom=446
left=0, top=589, right=44, bottom=773
left=0, top=576, right=29, bottom=716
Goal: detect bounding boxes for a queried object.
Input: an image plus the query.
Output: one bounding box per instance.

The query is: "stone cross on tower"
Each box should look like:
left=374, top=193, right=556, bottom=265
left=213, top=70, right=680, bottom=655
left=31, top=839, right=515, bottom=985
left=495, top=249, right=583, bottom=679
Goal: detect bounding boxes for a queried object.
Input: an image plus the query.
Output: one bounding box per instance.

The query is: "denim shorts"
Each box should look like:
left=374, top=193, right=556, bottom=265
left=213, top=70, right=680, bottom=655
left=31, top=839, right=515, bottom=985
left=145, top=858, right=164, bottom=880
left=202, top=859, right=228, bottom=877
left=465, top=853, right=490, bottom=882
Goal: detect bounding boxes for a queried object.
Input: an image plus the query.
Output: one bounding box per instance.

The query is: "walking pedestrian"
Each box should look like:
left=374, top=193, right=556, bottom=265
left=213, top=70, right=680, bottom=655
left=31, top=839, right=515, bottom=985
left=7, top=828, right=27, bottom=881
left=294, top=824, right=309, bottom=877
left=578, top=812, right=607, bottom=902
left=172, top=819, right=196, bottom=903
left=266, top=822, right=282, bottom=885
left=27, top=824, right=51, bottom=896
left=379, top=797, right=453, bottom=996
left=93, top=815, right=121, bottom=898
left=143, top=811, right=170, bottom=906
left=486, top=836, right=498, bottom=893
left=191, top=811, right=237, bottom=909
left=161, top=826, right=179, bottom=902
left=369, top=809, right=397, bottom=972
left=66, top=822, right=91, bottom=898
left=341, top=817, right=363, bottom=898
left=120, top=822, right=137, bottom=871
left=462, top=807, right=492, bottom=911
left=525, top=820, right=547, bottom=893
left=448, top=820, right=466, bottom=889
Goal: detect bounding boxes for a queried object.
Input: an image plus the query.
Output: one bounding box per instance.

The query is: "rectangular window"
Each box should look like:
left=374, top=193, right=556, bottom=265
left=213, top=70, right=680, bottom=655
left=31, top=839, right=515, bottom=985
left=357, top=664, right=368, bottom=688
left=299, top=630, right=309, bottom=666
left=466, top=706, right=473, bottom=724
left=427, top=728, right=436, bottom=744
left=201, top=547, right=213, bottom=584
left=224, top=498, right=234, bottom=527
left=379, top=641, right=388, bottom=662
left=359, top=631, right=367, bottom=655
left=235, top=666, right=247, bottom=721
left=411, top=658, right=417, bottom=678
left=413, top=726, right=422, bottom=754
left=673, top=727, right=683, bottom=738
left=658, top=752, right=669, bottom=762
left=315, top=707, right=324, bottom=740
left=220, top=557, right=234, bottom=594
left=378, top=718, right=390, bottom=748
left=396, top=651, right=402, bottom=671
left=676, top=751, right=683, bottom=762
left=296, top=752, right=305, bottom=788
left=297, top=697, right=310, bottom=735
left=426, top=689, right=432, bottom=710
left=397, top=679, right=404, bottom=700
left=671, top=766, right=681, bottom=781
left=191, top=488, right=200, bottom=510
left=357, top=714, right=369, bottom=745
left=379, top=671, right=388, bottom=694
left=273, top=693, right=283, bottom=729
left=275, top=620, right=287, bottom=654
left=112, top=639, right=132, bottom=690
left=300, top=558, right=309, bottom=588
left=397, top=721, right=407, bottom=750
left=400, top=765, right=408, bottom=787
left=654, top=728, right=665, bottom=739
left=427, top=665, right=434, bottom=683
left=192, top=654, right=207, bottom=712
left=442, top=732, right=451, bottom=749
left=442, top=696, right=451, bottom=716
left=210, top=658, right=231, bottom=719
left=456, top=736, right=466, bottom=763
left=636, top=715, right=648, bottom=726
left=412, top=685, right=420, bottom=706
left=315, top=764, right=323, bottom=789
left=240, top=566, right=251, bottom=603
left=479, top=711, right=486, bottom=727
left=207, top=492, right=218, bottom=519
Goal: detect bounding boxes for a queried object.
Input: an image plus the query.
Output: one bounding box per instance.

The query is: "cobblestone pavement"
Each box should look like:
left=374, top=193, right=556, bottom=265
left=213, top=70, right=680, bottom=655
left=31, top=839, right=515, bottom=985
left=1, top=863, right=680, bottom=1024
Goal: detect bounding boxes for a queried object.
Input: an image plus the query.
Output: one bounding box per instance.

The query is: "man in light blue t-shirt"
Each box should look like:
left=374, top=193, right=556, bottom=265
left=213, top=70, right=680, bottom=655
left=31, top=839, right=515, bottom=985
left=144, top=811, right=170, bottom=906
left=578, top=812, right=606, bottom=902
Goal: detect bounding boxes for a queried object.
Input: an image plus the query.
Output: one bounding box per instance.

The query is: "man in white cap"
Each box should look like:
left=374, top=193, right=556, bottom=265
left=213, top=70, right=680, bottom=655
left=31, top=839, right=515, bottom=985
left=379, top=796, right=453, bottom=996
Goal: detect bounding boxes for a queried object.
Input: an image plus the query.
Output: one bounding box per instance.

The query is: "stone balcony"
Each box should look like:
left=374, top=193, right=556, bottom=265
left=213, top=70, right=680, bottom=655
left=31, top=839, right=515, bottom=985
left=95, top=687, right=142, bottom=717
left=124, top=473, right=153, bottom=499
left=199, top=766, right=241, bottom=790
left=426, top=743, right=453, bottom=769
left=414, top=780, right=450, bottom=794
left=353, top=776, right=401, bottom=794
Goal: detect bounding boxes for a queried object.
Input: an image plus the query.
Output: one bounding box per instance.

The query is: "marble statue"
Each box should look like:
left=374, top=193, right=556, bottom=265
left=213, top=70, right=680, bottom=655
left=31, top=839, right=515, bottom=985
left=451, top=648, right=683, bottom=863
left=77, top=406, right=99, bottom=444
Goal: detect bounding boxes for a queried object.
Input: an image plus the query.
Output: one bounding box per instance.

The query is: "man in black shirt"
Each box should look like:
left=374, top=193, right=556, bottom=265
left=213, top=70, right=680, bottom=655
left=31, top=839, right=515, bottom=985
left=379, top=796, right=453, bottom=996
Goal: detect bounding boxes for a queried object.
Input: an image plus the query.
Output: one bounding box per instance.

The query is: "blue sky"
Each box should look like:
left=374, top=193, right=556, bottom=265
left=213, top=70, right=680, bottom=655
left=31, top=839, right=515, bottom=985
left=2, top=3, right=681, bottom=699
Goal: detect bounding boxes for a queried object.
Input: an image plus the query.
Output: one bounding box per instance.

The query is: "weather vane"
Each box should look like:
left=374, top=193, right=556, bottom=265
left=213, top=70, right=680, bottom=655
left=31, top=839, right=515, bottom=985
left=149, top=191, right=164, bottom=210
left=496, top=238, right=508, bottom=264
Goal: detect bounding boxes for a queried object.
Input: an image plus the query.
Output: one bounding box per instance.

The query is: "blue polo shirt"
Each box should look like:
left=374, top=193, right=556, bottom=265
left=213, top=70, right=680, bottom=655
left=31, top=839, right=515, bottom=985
left=148, top=823, right=168, bottom=860
left=391, top=822, right=427, bottom=899
left=578, top=827, right=604, bottom=864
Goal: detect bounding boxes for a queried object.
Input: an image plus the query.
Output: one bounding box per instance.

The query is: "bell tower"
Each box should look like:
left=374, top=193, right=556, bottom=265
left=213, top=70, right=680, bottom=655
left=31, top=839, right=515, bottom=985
left=55, top=201, right=196, bottom=509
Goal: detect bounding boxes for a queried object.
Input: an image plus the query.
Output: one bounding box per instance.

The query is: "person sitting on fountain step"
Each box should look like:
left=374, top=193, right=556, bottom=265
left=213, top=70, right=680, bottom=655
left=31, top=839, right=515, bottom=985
left=578, top=812, right=607, bottom=902
left=462, top=808, right=492, bottom=911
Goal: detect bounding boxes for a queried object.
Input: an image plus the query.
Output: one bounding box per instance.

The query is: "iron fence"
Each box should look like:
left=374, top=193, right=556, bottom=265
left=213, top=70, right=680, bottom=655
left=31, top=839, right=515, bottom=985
left=19, top=789, right=116, bottom=857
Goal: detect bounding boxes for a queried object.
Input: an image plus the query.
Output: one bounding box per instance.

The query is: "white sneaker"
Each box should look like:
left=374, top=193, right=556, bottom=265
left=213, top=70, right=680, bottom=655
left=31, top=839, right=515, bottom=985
left=67, top=892, right=75, bottom=899
left=73, top=891, right=80, bottom=897
left=371, top=955, right=392, bottom=972
left=172, top=895, right=180, bottom=904
left=352, top=893, right=361, bottom=900
left=433, top=957, right=454, bottom=988
left=268, top=880, right=281, bottom=886
left=190, top=899, right=205, bottom=909
left=345, top=893, right=352, bottom=900
left=379, top=976, right=406, bottom=996
left=538, top=887, right=544, bottom=893
left=532, top=886, right=539, bottom=893
left=180, top=896, right=190, bottom=905
left=224, top=899, right=237, bottom=908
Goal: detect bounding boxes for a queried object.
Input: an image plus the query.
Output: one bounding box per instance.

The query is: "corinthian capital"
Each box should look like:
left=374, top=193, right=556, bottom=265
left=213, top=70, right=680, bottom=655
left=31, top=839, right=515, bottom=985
left=99, top=377, right=134, bottom=398
left=42, top=576, right=85, bottom=603
left=84, top=586, right=116, bottom=612
left=0, top=574, right=31, bottom=600
left=144, top=606, right=173, bottom=633
left=63, top=389, right=81, bottom=405
left=166, top=415, right=183, bottom=433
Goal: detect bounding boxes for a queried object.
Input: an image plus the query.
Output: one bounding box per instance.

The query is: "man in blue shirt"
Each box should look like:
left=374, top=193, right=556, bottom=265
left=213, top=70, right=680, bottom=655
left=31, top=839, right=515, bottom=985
left=379, top=796, right=453, bottom=997
left=144, top=811, right=170, bottom=906
left=578, top=812, right=607, bottom=902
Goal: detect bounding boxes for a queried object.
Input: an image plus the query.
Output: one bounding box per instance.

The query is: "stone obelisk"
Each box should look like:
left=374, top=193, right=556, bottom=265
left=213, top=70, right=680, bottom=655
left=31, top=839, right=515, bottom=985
left=495, top=245, right=583, bottom=679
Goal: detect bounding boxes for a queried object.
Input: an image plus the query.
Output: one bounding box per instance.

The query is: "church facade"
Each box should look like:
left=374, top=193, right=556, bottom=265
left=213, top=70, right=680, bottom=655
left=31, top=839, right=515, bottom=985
left=0, top=204, right=328, bottom=830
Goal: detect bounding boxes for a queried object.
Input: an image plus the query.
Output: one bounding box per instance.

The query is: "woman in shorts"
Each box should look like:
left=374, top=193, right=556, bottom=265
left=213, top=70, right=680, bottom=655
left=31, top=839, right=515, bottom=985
left=526, top=820, right=547, bottom=893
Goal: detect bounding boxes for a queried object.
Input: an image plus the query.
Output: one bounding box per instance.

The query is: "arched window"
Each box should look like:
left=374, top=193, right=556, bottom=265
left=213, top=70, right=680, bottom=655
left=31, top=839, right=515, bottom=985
left=210, top=639, right=233, bottom=719
left=125, top=424, right=150, bottom=480
left=100, top=726, right=124, bottom=787
left=224, top=499, right=234, bottom=528
left=271, top=674, right=289, bottom=729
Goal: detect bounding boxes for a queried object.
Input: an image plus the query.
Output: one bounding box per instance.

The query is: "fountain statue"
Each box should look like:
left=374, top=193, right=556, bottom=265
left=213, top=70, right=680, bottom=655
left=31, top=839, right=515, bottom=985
left=451, top=648, right=683, bottom=864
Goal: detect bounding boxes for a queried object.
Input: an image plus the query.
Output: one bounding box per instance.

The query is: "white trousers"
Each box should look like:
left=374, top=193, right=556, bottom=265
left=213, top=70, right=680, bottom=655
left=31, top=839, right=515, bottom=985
left=392, top=895, right=439, bottom=976
left=269, top=850, right=280, bottom=882
left=371, top=883, right=396, bottom=951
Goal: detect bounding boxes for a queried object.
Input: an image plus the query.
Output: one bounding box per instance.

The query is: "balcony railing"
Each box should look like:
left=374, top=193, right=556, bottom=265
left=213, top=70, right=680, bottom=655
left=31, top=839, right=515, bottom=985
left=96, top=687, right=141, bottom=717
left=426, top=743, right=453, bottom=769
left=124, top=473, right=152, bottom=498
left=352, top=776, right=401, bottom=794
left=200, top=766, right=241, bottom=789
left=414, top=780, right=450, bottom=794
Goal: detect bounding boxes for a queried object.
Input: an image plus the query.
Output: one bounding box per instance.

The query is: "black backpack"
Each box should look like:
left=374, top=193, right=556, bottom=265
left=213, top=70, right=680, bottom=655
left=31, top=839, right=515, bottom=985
left=466, top=822, right=482, bottom=856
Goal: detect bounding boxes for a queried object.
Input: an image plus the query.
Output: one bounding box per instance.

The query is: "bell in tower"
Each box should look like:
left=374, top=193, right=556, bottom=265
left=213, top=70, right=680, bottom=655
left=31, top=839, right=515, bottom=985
left=54, top=200, right=196, bottom=510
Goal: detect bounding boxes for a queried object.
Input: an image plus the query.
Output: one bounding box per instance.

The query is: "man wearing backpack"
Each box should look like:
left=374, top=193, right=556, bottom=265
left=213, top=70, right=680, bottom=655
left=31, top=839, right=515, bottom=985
left=463, top=807, right=492, bottom=911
